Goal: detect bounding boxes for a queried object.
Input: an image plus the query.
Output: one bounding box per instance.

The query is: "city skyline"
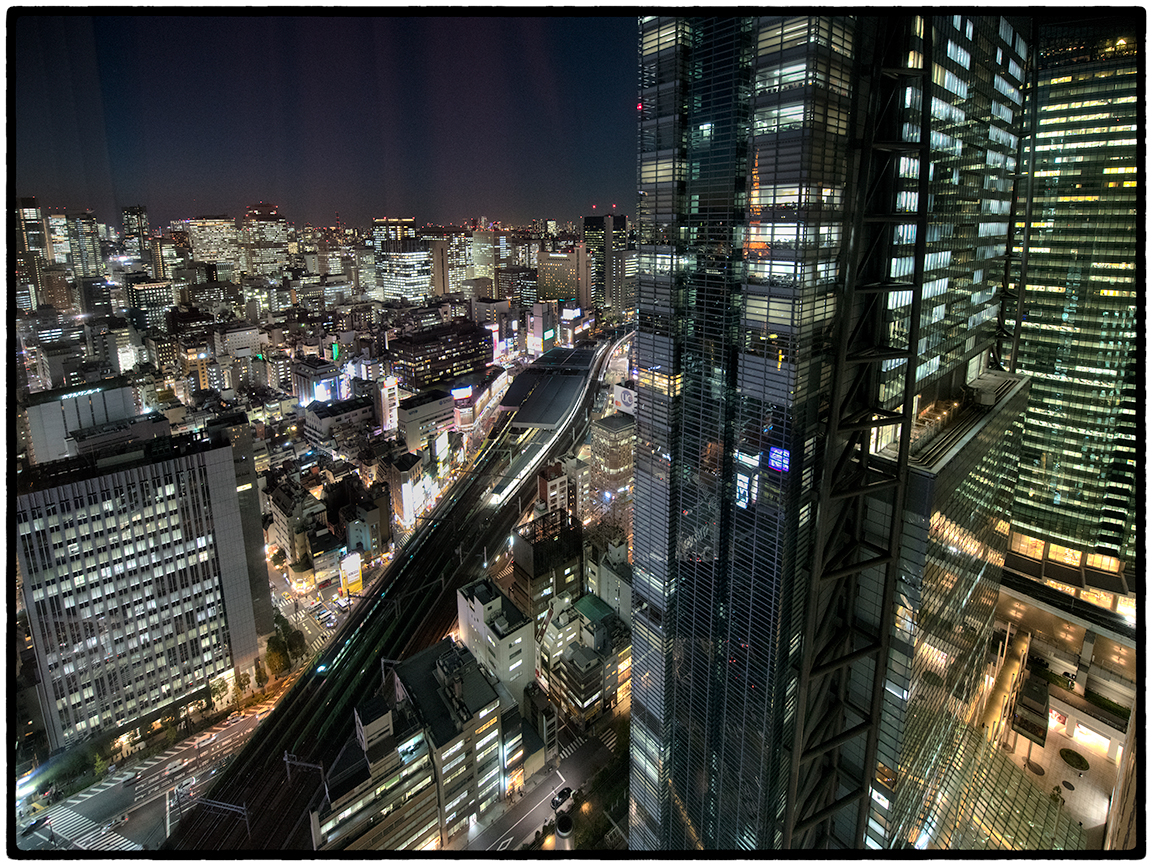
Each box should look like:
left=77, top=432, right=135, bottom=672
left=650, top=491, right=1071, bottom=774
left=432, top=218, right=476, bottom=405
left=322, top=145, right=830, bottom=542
left=11, top=13, right=637, bottom=230
left=11, top=9, right=1140, bottom=854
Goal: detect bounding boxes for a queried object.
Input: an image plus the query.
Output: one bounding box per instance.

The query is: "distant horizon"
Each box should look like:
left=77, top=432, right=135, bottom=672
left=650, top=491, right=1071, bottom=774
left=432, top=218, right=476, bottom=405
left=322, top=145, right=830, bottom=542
left=12, top=13, right=638, bottom=232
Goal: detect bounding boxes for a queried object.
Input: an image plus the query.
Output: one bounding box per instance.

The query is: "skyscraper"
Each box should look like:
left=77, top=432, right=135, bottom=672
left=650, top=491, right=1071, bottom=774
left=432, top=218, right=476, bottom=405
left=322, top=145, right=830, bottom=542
left=14, top=196, right=50, bottom=258
left=13, top=251, right=44, bottom=314
left=66, top=211, right=102, bottom=277
left=583, top=213, right=628, bottom=312
left=1005, top=18, right=1140, bottom=598
left=187, top=216, right=241, bottom=272
left=47, top=213, right=70, bottom=265
left=630, top=14, right=1032, bottom=850
left=425, top=229, right=472, bottom=296
left=121, top=205, right=150, bottom=261
left=239, top=203, right=289, bottom=277
left=373, top=218, right=430, bottom=301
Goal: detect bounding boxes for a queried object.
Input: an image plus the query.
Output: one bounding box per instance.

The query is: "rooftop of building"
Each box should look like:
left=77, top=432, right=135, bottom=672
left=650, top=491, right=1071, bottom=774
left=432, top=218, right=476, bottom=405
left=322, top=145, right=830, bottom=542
left=592, top=411, right=636, bottom=434
left=390, top=321, right=488, bottom=345
left=460, top=577, right=531, bottom=638
left=396, top=639, right=498, bottom=750
left=21, top=374, right=134, bottom=408
left=294, top=355, right=339, bottom=372
left=307, top=395, right=376, bottom=419
left=501, top=372, right=584, bottom=430
left=398, top=389, right=452, bottom=410
left=573, top=593, right=614, bottom=624
left=66, top=411, right=170, bottom=443
left=17, top=433, right=225, bottom=495
left=563, top=642, right=601, bottom=674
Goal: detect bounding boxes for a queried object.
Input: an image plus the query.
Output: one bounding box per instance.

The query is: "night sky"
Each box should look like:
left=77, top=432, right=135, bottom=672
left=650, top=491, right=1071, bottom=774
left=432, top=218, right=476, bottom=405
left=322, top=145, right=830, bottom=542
left=11, top=12, right=639, bottom=231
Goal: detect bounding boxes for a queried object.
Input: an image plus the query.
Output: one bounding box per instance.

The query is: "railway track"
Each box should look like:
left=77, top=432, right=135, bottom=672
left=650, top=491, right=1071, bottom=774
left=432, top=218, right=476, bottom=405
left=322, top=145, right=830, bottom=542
left=166, top=338, right=617, bottom=850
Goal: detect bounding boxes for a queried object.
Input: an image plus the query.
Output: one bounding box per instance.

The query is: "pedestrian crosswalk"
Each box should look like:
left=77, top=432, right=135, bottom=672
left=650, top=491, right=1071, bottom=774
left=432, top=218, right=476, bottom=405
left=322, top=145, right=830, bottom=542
left=309, top=635, right=327, bottom=653
left=558, top=737, right=585, bottom=761
left=78, top=827, right=142, bottom=851
left=39, top=808, right=141, bottom=850
left=600, top=729, right=618, bottom=753
left=67, top=774, right=124, bottom=803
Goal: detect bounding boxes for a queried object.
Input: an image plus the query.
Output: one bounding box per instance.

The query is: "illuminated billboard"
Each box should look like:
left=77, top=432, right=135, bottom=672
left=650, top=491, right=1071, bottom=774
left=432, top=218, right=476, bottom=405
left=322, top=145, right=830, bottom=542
left=768, top=447, right=790, bottom=472
left=613, top=385, right=636, bottom=415
left=341, top=551, right=363, bottom=595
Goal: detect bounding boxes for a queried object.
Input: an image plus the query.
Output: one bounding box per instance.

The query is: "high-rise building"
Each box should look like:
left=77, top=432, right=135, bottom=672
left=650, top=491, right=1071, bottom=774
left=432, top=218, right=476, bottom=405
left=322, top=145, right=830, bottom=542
left=425, top=229, right=472, bottom=296
left=47, top=213, right=70, bottom=265
left=13, top=251, right=44, bottom=314
left=583, top=214, right=628, bottom=311
left=1005, top=18, right=1140, bottom=595
left=187, top=216, right=241, bottom=272
left=14, top=196, right=50, bottom=258
left=630, top=15, right=1037, bottom=850
left=121, top=205, right=150, bottom=261
left=126, top=274, right=176, bottom=334
left=590, top=411, right=635, bottom=498
left=67, top=211, right=102, bottom=277
left=21, top=376, right=140, bottom=465
left=39, top=264, right=76, bottom=314
left=240, top=203, right=289, bottom=277
left=496, top=265, right=537, bottom=307
left=373, top=218, right=430, bottom=301
left=15, top=434, right=264, bottom=752
left=536, top=246, right=591, bottom=307
left=376, top=239, right=432, bottom=301
left=149, top=236, right=184, bottom=280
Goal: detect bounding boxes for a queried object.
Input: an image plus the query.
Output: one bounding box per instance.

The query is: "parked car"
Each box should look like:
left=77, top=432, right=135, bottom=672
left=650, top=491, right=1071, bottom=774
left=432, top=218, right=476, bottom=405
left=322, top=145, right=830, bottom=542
left=550, top=787, right=572, bottom=810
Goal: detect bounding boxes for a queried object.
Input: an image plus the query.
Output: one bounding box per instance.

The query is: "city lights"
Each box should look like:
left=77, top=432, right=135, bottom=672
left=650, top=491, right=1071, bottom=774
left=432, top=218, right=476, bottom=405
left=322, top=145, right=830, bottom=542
left=9, top=11, right=1137, bottom=857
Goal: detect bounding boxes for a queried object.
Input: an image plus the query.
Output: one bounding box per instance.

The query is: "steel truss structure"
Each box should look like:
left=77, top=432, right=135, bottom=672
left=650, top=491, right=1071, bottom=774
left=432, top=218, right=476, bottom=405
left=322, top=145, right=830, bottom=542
left=784, top=16, right=932, bottom=848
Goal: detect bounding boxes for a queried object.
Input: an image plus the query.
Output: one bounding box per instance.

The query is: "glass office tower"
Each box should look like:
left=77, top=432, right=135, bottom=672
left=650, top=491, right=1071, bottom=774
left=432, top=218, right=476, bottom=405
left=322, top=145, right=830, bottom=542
left=630, top=15, right=1029, bottom=849
left=1006, top=18, right=1140, bottom=596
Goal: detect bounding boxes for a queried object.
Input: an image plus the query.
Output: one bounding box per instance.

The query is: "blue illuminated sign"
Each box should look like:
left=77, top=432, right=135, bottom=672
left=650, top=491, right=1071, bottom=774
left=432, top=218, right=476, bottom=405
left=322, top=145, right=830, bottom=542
left=768, top=446, right=790, bottom=472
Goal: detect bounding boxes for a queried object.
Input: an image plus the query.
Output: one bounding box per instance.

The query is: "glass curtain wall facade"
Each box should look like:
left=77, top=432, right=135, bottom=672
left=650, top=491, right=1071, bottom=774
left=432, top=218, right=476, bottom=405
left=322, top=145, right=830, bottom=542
left=122, top=205, right=150, bottom=261
left=1006, top=19, right=1140, bottom=587
left=67, top=211, right=102, bottom=278
left=630, top=14, right=1028, bottom=850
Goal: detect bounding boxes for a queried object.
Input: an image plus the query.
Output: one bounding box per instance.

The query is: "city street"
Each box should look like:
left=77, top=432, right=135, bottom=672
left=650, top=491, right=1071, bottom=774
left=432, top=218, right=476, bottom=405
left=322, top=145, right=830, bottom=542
left=16, top=703, right=273, bottom=852
left=457, top=731, right=617, bottom=852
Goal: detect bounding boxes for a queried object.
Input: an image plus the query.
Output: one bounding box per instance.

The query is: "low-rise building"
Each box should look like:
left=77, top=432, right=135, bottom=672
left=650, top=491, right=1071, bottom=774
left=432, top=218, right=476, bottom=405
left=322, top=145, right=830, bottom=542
left=309, top=638, right=535, bottom=850
left=397, top=389, right=454, bottom=454
left=302, top=395, right=376, bottom=446
left=268, top=477, right=326, bottom=563
left=293, top=355, right=343, bottom=407
left=584, top=536, right=632, bottom=626
left=457, top=578, right=534, bottom=713
left=539, top=594, right=631, bottom=733
left=509, top=509, right=583, bottom=629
